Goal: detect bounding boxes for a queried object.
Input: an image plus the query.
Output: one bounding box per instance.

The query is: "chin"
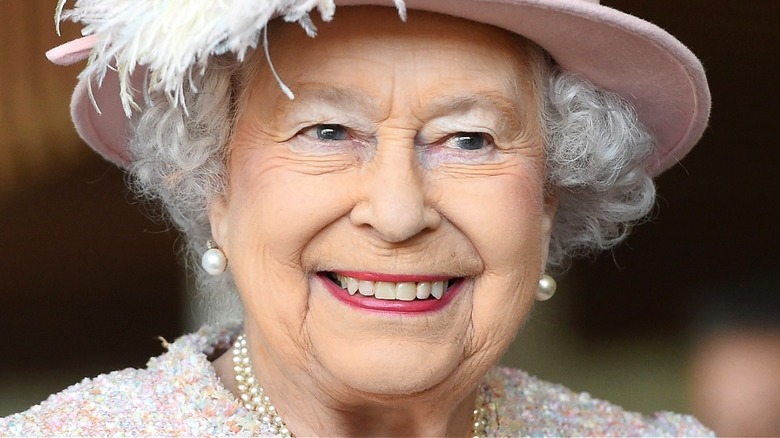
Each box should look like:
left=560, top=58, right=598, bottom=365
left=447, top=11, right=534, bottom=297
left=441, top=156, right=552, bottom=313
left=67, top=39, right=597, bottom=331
left=315, top=339, right=465, bottom=396
left=303, top=274, right=478, bottom=397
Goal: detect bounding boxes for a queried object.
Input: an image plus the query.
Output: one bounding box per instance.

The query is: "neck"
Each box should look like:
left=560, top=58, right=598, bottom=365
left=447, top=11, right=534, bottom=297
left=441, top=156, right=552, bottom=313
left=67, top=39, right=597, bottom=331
left=297, top=393, right=478, bottom=437
left=213, top=330, right=481, bottom=437
left=366, top=400, right=477, bottom=437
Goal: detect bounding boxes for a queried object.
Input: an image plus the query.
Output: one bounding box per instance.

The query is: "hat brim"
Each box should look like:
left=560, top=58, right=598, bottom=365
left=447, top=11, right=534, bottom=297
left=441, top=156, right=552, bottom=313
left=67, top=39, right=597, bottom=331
left=51, top=0, right=710, bottom=176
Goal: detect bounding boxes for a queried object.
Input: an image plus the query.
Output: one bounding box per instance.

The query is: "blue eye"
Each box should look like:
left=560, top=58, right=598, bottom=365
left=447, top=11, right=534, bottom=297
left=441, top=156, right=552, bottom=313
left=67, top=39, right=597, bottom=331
left=448, top=132, right=491, bottom=150
left=314, top=124, right=349, bottom=141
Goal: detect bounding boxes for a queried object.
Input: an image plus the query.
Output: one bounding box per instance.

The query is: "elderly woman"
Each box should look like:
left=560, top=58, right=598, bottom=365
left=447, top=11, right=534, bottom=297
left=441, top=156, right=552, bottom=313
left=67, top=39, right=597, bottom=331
left=1, top=0, right=711, bottom=436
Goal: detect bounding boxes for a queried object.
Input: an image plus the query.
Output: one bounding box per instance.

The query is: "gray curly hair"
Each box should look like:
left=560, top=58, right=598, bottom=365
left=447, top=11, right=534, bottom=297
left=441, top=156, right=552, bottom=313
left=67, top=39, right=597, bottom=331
left=127, top=36, right=654, bottom=322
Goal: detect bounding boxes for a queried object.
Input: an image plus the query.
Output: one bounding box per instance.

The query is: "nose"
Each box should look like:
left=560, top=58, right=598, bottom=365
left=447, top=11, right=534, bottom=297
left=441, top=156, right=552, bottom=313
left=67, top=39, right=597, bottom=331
left=349, top=144, right=441, bottom=243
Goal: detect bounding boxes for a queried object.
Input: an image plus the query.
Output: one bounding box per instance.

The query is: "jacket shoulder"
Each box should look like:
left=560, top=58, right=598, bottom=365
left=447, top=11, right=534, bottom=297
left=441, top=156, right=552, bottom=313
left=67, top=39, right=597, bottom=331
left=0, top=326, right=256, bottom=436
left=486, top=366, right=714, bottom=437
left=2, top=368, right=169, bottom=435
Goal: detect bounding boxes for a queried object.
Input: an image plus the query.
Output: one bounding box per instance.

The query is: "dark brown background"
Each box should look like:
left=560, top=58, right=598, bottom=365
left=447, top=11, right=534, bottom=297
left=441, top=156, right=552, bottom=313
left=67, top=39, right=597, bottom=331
left=571, top=1, right=780, bottom=337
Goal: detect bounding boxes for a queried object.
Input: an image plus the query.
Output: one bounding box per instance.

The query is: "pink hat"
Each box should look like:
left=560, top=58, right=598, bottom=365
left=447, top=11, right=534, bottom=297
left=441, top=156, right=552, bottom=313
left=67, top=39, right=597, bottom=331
left=47, top=0, right=710, bottom=176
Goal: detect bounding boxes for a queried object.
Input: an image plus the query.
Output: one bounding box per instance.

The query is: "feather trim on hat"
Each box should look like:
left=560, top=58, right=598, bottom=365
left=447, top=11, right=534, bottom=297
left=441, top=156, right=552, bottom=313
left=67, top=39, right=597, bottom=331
left=55, top=0, right=406, bottom=116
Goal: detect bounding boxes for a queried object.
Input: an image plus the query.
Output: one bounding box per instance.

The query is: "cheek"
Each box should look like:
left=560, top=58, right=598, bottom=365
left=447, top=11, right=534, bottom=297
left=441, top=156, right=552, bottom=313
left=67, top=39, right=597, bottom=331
left=224, top=151, right=362, bottom=353
left=435, top=169, right=544, bottom=271
left=227, top=149, right=360, bottom=261
left=435, top=168, right=543, bottom=352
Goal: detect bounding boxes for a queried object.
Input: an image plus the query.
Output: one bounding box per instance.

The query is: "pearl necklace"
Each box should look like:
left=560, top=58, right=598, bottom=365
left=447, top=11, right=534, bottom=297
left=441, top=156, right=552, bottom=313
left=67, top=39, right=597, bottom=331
left=232, top=334, right=293, bottom=437
left=232, top=334, right=490, bottom=437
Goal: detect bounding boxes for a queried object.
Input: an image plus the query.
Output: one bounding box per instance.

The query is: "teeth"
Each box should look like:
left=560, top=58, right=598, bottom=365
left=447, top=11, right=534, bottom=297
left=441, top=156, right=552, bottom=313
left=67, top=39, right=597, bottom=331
left=375, top=282, right=395, bottom=299
left=358, top=280, right=374, bottom=296
left=346, top=277, right=358, bottom=295
left=416, top=282, right=431, bottom=299
left=431, top=281, right=445, bottom=299
left=396, top=282, right=416, bottom=301
left=332, top=274, right=455, bottom=301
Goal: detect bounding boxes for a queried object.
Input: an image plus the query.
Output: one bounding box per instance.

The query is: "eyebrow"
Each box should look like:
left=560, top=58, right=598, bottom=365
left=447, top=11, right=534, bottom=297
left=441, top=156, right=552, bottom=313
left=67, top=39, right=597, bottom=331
left=274, top=84, right=526, bottom=133
left=423, top=93, right=525, bottom=134
left=276, top=83, right=380, bottom=119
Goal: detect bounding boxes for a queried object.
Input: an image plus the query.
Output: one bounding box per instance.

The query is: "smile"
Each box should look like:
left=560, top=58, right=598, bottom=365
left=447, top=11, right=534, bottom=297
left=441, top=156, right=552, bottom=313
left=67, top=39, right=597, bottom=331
left=325, top=272, right=460, bottom=301
left=318, top=272, right=467, bottom=313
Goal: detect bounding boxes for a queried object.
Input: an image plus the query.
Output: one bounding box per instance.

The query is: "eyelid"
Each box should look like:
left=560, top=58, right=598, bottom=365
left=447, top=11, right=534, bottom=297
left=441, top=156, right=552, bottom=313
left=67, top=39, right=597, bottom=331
left=447, top=131, right=495, bottom=142
left=298, top=123, right=378, bottom=144
left=421, top=117, right=500, bottom=141
left=287, top=123, right=376, bottom=162
left=300, top=124, right=346, bottom=138
left=286, top=107, right=377, bottom=134
left=418, top=128, right=495, bottom=148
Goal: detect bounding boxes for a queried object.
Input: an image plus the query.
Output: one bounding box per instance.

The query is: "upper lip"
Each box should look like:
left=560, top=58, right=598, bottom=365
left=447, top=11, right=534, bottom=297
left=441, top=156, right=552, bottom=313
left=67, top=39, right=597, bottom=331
left=327, top=271, right=455, bottom=282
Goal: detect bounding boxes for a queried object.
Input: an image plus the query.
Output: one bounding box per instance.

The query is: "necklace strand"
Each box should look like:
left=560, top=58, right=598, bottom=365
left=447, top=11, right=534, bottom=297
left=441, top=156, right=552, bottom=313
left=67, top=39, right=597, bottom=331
left=232, top=334, right=489, bottom=437
left=232, top=334, right=292, bottom=437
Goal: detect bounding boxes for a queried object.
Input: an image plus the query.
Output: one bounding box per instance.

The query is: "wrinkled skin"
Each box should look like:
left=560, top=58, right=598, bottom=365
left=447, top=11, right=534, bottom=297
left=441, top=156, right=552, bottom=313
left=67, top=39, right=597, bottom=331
left=211, top=7, right=556, bottom=436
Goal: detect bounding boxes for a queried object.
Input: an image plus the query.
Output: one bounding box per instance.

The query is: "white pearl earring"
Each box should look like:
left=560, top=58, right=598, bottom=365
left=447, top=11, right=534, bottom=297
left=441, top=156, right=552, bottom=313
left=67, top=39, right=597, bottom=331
left=535, top=274, right=557, bottom=301
left=201, top=240, right=227, bottom=276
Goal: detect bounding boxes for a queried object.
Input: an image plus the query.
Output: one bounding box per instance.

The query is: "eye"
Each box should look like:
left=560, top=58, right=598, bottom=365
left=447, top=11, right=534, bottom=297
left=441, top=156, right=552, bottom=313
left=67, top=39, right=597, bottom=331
left=304, top=124, right=349, bottom=141
left=444, top=132, right=493, bottom=151
left=289, top=123, right=374, bottom=158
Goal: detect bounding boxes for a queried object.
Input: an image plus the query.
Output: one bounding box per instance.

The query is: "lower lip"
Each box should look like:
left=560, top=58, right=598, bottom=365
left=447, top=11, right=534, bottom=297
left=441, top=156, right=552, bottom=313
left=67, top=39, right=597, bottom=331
left=317, top=274, right=466, bottom=314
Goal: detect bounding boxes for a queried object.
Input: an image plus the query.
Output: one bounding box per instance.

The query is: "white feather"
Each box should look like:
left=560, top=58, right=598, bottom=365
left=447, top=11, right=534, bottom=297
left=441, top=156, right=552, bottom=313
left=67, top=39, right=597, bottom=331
left=55, top=0, right=407, bottom=116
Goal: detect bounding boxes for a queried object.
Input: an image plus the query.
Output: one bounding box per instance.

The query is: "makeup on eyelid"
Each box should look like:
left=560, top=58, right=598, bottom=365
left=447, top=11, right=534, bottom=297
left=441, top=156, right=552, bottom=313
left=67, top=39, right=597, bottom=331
left=287, top=126, right=505, bottom=167
left=280, top=105, right=519, bottom=166
left=273, top=84, right=526, bottom=143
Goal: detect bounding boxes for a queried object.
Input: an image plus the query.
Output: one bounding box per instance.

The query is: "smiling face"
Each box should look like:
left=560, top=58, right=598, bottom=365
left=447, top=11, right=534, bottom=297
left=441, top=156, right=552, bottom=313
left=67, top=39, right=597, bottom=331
left=210, top=7, right=555, bottom=402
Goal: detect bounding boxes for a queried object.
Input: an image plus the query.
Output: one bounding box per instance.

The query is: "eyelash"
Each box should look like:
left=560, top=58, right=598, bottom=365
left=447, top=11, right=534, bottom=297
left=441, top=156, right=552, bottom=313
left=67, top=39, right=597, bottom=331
left=287, top=123, right=368, bottom=157
left=437, top=132, right=496, bottom=152
left=291, top=124, right=498, bottom=164
left=299, top=125, right=494, bottom=147
left=300, top=124, right=351, bottom=142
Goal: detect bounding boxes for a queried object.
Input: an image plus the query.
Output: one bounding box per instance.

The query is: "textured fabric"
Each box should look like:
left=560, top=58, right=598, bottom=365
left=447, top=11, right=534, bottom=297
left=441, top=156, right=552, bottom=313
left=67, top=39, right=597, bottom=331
left=1, top=326, right=714, bottom=437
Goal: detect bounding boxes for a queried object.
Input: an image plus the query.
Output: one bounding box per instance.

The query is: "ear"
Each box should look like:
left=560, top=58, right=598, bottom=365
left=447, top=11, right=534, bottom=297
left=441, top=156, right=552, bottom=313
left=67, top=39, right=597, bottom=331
left=540, top=189, right=559, bottom=269
left=208, top=196, right=230, bottom=254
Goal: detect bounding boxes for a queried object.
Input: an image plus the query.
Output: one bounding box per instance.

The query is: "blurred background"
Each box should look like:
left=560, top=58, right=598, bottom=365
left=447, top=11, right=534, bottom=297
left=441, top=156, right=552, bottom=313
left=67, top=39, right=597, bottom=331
left=1, top=1, right=779, bottom=436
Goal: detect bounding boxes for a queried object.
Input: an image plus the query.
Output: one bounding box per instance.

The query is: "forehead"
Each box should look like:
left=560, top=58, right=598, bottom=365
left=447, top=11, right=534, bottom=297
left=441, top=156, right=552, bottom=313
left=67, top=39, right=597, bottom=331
left=241, top=7, right=539, bottom=122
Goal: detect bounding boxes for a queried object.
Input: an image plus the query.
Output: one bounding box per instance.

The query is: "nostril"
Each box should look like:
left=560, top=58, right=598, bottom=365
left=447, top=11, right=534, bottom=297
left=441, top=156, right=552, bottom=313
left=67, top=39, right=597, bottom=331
left=349, top=203, right=440, bottom=244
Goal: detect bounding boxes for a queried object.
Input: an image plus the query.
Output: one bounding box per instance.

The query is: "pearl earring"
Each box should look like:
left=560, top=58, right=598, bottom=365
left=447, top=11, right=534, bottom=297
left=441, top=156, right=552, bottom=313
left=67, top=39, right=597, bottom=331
left=201, top=240, right=227, bottom=276
left=535, top=274, right=557, bottom=301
